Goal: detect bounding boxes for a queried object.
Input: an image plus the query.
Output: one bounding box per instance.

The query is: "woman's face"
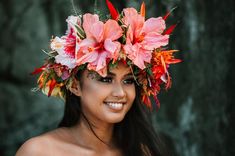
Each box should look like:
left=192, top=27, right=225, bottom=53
left=78, top=63, right=136, bottom=125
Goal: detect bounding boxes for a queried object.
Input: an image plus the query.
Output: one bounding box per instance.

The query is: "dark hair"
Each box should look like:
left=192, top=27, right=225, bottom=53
left=58, top=71, right=168, bottom=156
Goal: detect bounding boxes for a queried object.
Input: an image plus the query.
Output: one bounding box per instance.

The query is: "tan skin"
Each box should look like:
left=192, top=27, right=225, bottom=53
left=16, top=63, right=136, bottom=156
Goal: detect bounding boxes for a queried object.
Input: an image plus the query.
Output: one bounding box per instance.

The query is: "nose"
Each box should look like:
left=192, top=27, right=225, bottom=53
left=112, top=82, right=126, bottom=98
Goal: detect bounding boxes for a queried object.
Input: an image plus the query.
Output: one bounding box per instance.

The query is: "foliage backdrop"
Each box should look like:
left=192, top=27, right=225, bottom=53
left=0, top=0, right=234, bottom=156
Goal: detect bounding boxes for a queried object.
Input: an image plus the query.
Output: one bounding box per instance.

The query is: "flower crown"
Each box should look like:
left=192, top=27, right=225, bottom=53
left=32, top=0, right=181, bottom=110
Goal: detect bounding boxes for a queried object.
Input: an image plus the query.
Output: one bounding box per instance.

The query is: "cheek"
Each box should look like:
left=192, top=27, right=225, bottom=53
left=81, top=81, right=109, bottom=103
left=126, top=85, right=136, bottom=103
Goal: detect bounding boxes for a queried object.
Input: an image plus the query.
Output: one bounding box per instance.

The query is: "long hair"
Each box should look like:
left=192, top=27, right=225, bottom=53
left=58, top=72, right=168, bottom=156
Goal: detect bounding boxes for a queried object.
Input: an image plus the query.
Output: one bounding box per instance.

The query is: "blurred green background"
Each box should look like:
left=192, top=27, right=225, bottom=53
left=0, top=0, right=234, bottom=156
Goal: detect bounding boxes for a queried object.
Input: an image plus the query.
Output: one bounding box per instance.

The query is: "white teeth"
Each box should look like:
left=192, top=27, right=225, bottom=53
left=105, top=102, right=123, bottom=110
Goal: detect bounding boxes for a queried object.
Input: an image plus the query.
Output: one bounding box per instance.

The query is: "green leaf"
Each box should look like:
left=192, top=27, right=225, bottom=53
left=109, top=60, right=118, bottom=69
left=127, top=60, right=132, bottom=66
left=77, top=64, right=87, bottom=71
left=75, top=25, right=86, bottom=39
left=146, top=67, right=153, bottom=76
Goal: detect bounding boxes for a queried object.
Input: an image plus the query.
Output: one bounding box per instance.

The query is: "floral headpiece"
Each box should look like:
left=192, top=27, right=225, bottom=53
left=32, top=0, right=181, bottom=110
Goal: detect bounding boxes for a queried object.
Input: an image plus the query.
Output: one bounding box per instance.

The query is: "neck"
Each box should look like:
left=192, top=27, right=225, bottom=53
left=69, top=115, right=116, bottom=151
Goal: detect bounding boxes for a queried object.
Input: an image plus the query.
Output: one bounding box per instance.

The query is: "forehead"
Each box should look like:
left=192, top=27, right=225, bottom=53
left=108, top=62, right=131, bottom=75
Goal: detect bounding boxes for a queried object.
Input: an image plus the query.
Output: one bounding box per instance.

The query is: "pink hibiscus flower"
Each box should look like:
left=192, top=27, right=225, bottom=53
left=76, top=13, right=123, bottom=76
left=51, top=16, right=81, bottom=69
left=122, top=8, right=169, bottom=69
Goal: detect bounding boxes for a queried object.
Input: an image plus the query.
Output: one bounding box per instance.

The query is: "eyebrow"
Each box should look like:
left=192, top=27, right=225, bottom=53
left=107, top=72, right=133, bottom=77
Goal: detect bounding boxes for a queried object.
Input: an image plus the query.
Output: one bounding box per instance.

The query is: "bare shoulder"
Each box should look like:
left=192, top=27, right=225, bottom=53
left=15, top=128, right=68, bottom=156
left=15, top=135, right=51, bottom=156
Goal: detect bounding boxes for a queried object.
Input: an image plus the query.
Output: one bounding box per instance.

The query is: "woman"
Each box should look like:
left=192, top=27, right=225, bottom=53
left=16, top=1, right=181, bottom=155
left=16, top=62, right=165, bottom=156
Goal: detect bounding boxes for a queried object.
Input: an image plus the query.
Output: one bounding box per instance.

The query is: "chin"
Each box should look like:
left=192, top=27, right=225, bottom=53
left=105, top=113, right=127, bottom=124
left=102, top=103, right=131, bottom=123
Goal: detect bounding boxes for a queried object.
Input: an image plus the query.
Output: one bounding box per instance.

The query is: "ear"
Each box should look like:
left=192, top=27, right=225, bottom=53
left=69, top=78, right=82, bottom=97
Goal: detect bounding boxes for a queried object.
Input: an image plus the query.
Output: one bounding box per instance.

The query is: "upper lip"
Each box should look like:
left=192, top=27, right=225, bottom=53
left=104, top=101, right=126, bottom=104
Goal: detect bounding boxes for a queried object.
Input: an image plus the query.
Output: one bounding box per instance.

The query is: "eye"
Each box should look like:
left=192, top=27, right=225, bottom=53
left=98, top=77, right=113, bottom=83
left=123, top=78, right=135, bottom=85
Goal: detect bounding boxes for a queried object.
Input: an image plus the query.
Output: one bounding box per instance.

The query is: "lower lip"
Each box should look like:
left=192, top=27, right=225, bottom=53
left=105, top=103, right=124, bottom=111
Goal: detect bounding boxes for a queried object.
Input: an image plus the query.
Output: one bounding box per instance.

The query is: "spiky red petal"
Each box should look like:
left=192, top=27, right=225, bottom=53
left=163, top=24, right=177, bottom=35
left=105, top=0, right=119, bottom=20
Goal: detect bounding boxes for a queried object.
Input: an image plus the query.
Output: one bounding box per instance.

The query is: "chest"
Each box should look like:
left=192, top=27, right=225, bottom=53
left=47, top=143, right=123, bottom=156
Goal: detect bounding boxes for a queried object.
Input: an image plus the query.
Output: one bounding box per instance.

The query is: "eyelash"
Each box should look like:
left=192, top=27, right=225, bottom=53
left=98, top=77, right=113, bottom=83
left=123, top=78, right=135, bottom=84
left=98, top=77, right=135, bottom=84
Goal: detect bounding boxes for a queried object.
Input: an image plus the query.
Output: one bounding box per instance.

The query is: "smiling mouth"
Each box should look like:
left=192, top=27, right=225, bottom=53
left=104, top=102, right=125, bottom=110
